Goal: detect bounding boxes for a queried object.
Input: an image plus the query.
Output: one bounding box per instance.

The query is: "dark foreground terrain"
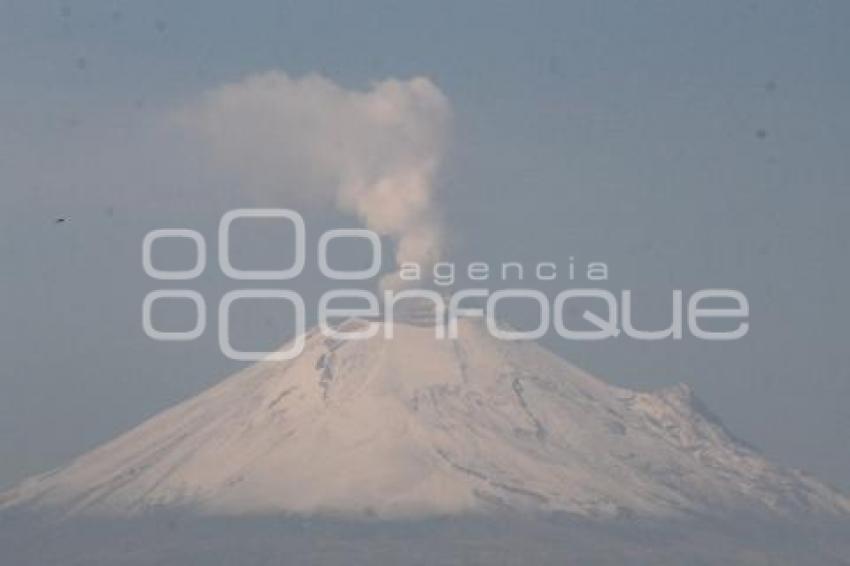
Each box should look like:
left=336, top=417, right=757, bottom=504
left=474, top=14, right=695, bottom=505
left=2, top=511, right=849, bottom=566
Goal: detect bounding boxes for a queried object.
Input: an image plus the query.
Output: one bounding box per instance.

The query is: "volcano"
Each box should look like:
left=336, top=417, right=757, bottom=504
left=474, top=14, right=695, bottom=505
left=2, top=318, right=848, bottom=520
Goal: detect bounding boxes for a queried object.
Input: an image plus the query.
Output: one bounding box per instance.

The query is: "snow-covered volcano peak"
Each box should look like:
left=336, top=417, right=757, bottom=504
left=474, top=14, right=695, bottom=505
left=3, top=319, right=849, bottom=520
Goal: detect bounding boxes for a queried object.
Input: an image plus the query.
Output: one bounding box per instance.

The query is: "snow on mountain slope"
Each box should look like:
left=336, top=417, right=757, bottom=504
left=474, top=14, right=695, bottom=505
left=2, top=319, right=848, bottom=520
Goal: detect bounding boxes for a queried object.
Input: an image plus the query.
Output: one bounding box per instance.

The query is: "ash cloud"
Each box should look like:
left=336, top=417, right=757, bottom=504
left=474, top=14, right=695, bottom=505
left=178, top=71, right=451, bottom=289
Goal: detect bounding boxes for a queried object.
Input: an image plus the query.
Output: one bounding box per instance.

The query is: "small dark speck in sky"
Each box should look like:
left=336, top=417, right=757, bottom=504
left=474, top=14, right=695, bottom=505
left=111, top=10, right=123, bottom=23
left=60, top=5, right=71, bottom=18
left=155, top=19, right=168, bottom=33
left=547, top=56, right=563, bottom=78
left=764, top=80, right=777, bottom=93
left=756, top=129, right=768, bottom=139
left=75, top=57, right=87, bottom=70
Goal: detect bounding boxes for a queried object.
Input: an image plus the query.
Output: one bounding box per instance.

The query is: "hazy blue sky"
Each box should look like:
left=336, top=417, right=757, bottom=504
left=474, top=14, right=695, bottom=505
left=1, top=0, right=850, bottom=493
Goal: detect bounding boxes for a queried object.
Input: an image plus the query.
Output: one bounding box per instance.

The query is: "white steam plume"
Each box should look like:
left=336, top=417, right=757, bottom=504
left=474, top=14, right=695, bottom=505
left=179, top=71, right=450, bottom=289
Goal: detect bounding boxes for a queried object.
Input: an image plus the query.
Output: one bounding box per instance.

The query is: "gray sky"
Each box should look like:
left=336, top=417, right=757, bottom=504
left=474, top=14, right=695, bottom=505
left=1, top=0, right=850, bottom=493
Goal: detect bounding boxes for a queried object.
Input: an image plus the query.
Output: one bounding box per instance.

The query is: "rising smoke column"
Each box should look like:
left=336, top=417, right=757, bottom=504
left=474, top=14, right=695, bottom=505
left=179, top=71, right=450, bottom=289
